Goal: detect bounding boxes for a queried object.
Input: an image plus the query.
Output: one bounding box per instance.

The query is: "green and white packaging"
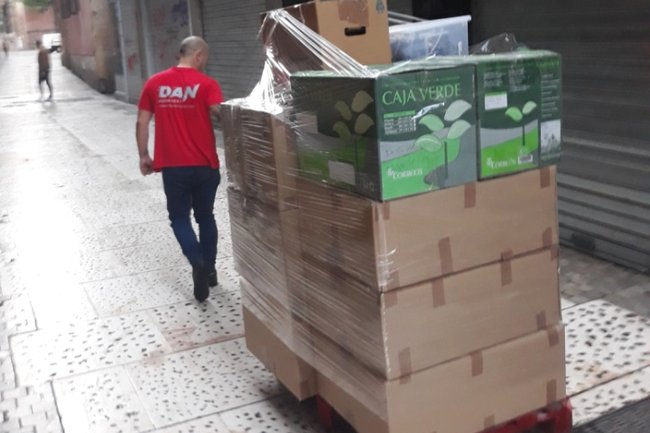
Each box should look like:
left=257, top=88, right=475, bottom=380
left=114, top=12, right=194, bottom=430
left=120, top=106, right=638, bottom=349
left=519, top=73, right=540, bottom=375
left=291, top=63, right=478, bottom=201
left=466, top=51, right=562, bottom=178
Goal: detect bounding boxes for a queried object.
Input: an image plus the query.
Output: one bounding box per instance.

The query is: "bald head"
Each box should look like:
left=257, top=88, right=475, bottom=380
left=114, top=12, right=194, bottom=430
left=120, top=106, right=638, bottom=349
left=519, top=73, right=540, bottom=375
left=177, top=36, right=210, bottom=71
left=179, top=36, right=208, bottom=58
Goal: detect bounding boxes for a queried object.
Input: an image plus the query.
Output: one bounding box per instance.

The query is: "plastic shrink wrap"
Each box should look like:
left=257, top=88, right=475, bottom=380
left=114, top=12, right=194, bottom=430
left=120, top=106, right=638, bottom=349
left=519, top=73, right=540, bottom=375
left=222, top=4, right=564, bottom=433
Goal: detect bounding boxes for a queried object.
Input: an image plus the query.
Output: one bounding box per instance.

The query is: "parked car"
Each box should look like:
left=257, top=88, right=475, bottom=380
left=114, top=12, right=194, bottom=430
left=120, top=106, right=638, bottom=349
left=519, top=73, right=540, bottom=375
left=42, top=33, right=62, bottom=53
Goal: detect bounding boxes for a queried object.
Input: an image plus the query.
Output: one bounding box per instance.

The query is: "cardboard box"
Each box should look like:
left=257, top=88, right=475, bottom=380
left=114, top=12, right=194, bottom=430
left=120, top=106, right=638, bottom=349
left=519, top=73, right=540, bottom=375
left=295, top=248, right=560, bottom=379
left=461, top=51, right=562, bottom=177
left=291, top=62, right=478, bottom=200
left=227, top=188, right=300, bottom=306
left=243, top=306, right=317, bottom=401
left=221, top=101, right=244, bottom=188
left=297, top=167, right=558, bottom=291
left=312, top=324, right=566, bottom=433
left=222, top=103, right=298, bottom=210
left=262, top=0, right=391, bottom=68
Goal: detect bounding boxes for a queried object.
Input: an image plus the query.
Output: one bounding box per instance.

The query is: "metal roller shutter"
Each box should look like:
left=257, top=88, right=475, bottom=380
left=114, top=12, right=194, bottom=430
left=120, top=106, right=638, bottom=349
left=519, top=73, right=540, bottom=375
left=201, top=0, right=266, bottom=100
left=388, top=0, right=412, bottom=15
left=470, top=0, right=650, bottom=272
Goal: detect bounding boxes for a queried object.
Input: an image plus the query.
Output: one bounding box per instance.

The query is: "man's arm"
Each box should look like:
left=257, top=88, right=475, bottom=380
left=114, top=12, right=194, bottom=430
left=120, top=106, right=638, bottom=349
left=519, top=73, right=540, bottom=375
left=210, top=104, right=221, bottom=124
left=136, top=109, right=154, bottom=176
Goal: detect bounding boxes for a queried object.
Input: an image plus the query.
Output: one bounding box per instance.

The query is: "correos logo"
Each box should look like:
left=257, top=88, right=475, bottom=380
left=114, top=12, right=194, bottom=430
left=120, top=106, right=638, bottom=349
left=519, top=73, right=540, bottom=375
left=159, top=84, right=200, bottom=102
left=387, top=167, right=423, bottom=180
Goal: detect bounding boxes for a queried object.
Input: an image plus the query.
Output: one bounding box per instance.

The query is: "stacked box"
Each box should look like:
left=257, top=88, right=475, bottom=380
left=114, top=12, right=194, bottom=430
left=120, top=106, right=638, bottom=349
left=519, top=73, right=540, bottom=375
left=470, top=51, right=563, bottom=177
left=261, top=0, right=392, bottom=71
left=227, top=4, right=566, bottom=433
left=241, top=296, right=565, bottom=433
left=297, top=167, right=559, bottom=291
left=291, top=63, right=479, bottom=201
left=222, top=102, right=298, bottom=210
left=428, top=51, right=562, bottom=178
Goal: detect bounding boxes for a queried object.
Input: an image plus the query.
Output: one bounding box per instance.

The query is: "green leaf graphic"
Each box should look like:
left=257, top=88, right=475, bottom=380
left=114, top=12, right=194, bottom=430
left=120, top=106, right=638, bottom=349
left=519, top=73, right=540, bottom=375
left=418, top=114, right=444, bottom=132
left=444, top=100, right=472, bottom=122
left=354, top=113, right=375, bottom=134
left=351, top=91, right=374, bottom=113
left=447, top=120, right=471, bottom=140
left=415, top=134, right=444, bottom=153
left=335, top=101, right=353, bottom=121
left=333, top=121, right=352, bottom=144
left=505, top=107, right=523, bottom=122
left=522, top=101, right=538, bottom=115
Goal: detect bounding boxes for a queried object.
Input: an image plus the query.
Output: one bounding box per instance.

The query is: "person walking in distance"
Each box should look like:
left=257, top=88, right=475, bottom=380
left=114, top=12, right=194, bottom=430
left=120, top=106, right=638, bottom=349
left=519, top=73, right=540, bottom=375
left=36, top=40, right=53, bottom=100
left=2, top=38, right=9, bottom=58
left=136, top=36, right=224, bottom=302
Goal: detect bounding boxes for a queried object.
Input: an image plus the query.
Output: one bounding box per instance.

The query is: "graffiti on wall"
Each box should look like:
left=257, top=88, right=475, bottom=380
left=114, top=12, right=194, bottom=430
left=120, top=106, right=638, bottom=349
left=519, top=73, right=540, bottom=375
left=127, top=52, right=138, bottom=71
left=171, top=0, right=188, bottom=27
left=147, top=0, right=190, bottom=72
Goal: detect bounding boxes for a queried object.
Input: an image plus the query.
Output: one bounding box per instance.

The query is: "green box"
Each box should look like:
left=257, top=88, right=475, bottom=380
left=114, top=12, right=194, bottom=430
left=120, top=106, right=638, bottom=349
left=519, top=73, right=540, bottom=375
left=464, top=51, right=562, bottom=178
left=291, top=64, right=478, bottom=201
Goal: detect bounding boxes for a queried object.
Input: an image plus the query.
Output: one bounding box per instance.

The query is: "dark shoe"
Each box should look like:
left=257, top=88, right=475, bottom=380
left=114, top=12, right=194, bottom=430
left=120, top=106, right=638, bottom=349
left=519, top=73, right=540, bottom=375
left=208, top=269, right=218, bottom=287
left=192, top=266, right=209, bottom=302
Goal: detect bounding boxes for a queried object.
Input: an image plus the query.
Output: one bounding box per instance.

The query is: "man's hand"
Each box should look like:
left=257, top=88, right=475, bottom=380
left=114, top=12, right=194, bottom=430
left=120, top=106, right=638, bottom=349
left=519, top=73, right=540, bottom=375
left=140, top=155, right=153, bottom=176
left=136, top=109, right=154, bottom=175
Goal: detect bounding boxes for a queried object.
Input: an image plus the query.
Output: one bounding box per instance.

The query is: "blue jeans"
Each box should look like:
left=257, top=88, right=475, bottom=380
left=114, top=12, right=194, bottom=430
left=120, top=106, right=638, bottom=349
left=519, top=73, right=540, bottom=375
left=162, top=166, right=220, bottom=269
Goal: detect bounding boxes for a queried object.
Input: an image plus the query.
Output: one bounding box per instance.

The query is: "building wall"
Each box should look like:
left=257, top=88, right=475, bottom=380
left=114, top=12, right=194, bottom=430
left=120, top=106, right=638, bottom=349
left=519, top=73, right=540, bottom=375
left=9, top=1, right=27, bottom=48
left=24, top=5, right=57, bottom=48
left=113, top=0, right=146, bottom=103
left=140, top=0, right=192, bottom=75
left=54, top=0, right=119, bottom=93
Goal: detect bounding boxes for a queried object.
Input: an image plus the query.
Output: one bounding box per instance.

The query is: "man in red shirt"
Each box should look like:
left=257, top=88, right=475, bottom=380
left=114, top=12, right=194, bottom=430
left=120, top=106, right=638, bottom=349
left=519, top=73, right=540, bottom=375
left=136, top=36, right=224, bottom=302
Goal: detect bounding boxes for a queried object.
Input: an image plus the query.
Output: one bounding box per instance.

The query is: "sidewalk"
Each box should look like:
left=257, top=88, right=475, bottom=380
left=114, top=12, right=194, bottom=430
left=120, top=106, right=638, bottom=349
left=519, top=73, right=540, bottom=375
left=0, top=50, right=648, bottom=433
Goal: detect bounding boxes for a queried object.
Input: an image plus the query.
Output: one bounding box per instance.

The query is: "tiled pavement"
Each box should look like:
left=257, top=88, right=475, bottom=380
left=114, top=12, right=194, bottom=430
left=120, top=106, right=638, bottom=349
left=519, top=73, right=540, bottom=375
left=0, top=51, right=649, bottom=433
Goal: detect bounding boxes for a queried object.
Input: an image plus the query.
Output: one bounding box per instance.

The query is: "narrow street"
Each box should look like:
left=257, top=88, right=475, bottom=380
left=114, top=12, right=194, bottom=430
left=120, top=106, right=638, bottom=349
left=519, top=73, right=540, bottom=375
left=0, top=51, right=648, bottom=433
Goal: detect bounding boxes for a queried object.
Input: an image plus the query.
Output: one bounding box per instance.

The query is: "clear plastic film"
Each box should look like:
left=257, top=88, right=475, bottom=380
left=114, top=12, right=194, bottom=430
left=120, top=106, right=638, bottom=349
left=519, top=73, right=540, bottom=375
left=222, top=4, right=564, bottom=429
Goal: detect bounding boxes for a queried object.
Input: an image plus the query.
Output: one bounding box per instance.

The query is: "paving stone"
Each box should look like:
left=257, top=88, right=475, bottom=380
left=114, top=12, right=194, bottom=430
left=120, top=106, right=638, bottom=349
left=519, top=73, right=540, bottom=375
left=152, top=414, right=228, bottom=433
left=53, top=367, right=153, bottom=433
left=2, top=387, right=27, bottom=400
left=220, top=394, right=326, bottom=433
left=149, top=290, right=243, bottom=351
left=11, top=313, right=172, bottom=385
left=571, top=366, right=650, bottom=426
left=0, top=295, right=35, bottom=336
left=127, top=339, right=282, bottom=427
left=0, top=418, right=21, bottom=430
left=564, top=299, right=650, bottom=396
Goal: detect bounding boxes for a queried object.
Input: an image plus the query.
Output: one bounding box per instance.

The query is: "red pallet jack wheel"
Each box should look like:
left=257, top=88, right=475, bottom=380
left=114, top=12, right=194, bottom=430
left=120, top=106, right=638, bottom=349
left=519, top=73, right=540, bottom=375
left=482, top=399, right=573, bottom=433
left=316, top=396, right=336, bottom=431
left=315, top=397, right=572, bottom=433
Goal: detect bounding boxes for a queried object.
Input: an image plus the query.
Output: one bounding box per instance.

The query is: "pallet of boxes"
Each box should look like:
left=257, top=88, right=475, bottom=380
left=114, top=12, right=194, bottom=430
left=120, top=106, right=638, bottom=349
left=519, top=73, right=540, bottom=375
left=223, top=2, right=566, bottom=433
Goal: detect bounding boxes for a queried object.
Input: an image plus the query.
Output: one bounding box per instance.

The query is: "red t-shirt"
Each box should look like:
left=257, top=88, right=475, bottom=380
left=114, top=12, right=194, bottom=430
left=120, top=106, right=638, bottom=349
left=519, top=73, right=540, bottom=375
left=138, top=66, right=224, bottom=171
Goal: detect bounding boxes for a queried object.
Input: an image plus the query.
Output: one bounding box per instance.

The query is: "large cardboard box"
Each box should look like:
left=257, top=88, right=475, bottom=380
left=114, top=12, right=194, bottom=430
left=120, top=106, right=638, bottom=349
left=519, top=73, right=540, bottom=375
left=291, top=63, right=478, bottom=200
left=456, top=51, right=562, bottom=177
left=243, top=306, right=317, bottom=401
left=297, top=166, right=558, bottom=291
left=222, top=103, right=298, bottom=210
left=311, top=323, right=566, bottom=433
left=262, top=0, right=391, bottom=68
left=294, top=248, right=560, bottom=379
left=242, top=285, right=565, bottom=433
left=227, top=188, right=301, bottom=306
